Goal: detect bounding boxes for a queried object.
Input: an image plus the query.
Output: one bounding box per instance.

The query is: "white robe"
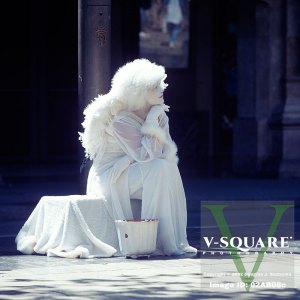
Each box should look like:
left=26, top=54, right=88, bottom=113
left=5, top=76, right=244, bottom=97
left=15, top=110, right=197, bottom=258
left=87, top=110, right=196, bottom=256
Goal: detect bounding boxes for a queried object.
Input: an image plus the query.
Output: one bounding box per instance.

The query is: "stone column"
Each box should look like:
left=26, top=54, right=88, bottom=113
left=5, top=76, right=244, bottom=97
left=232, top=0, right=257, bottom=175
left=78, top=0, right=111, bottom=192
left=257, top=0, right=285, bottom=176
left=280, top=0, right=300, bottom=177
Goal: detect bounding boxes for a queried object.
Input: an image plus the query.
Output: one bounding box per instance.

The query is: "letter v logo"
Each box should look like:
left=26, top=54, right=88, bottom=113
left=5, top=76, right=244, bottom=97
left=202, top=204, right=293, bottom=292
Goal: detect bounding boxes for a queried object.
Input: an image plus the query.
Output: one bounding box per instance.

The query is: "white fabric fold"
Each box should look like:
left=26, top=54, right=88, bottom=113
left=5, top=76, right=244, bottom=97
left=16, top=195, right=119, bottom=258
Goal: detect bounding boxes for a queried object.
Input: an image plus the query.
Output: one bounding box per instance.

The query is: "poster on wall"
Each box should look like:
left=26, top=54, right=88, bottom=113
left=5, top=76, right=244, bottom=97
left=139, top=0, right=190, bottom=68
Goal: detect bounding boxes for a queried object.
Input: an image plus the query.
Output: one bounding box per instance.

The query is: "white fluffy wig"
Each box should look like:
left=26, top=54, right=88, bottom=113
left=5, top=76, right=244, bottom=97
left=79, top=58, right=167, bottom=160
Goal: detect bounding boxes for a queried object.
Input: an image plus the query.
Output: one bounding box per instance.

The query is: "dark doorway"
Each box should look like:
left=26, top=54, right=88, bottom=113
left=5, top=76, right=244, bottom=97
left=0, top=0, right=238, bottom=178
left=0, top=0, right=78, bottom=164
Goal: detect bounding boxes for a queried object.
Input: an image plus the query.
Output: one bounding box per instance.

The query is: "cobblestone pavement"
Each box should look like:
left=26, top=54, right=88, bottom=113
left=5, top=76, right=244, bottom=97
left=0, top=253, right=299, bottom=299
left=0, top=163, right=300, bottom=299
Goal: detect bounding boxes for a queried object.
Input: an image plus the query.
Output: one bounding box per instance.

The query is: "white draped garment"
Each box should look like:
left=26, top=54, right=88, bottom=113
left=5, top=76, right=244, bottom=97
left=86, top=110, right=196, bottom=256
left=15, top=109, right=197, bottom=258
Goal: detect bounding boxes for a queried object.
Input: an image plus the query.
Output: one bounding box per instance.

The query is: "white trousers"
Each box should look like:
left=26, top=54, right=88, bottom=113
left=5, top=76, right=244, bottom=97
left=126, top=159, right=193, bottom=255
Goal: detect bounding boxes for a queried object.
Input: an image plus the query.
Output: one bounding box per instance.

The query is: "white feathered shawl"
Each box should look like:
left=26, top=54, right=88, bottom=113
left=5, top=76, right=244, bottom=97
left=79, top=59, right=167, bottom=160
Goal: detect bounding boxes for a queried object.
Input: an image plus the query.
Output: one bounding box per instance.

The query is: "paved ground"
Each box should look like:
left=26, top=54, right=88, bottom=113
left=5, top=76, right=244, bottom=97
left=0, top=163, right=300, bottom=299
left=0, top=254, right=299, bottom=300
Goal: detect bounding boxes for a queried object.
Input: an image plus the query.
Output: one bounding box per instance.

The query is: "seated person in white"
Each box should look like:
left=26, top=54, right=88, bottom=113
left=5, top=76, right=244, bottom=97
left=81, top=58, right=196, bottom=256
left=15, top=58, right=197, bottom=258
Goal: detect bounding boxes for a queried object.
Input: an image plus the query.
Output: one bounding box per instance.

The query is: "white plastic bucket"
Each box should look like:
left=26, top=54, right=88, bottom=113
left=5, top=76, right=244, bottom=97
left=114, top=219, right=159, bottom=256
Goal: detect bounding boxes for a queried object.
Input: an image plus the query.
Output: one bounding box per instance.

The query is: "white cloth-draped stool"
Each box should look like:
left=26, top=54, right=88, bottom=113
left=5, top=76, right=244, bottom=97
left=15, top=195, right=122, bottom=258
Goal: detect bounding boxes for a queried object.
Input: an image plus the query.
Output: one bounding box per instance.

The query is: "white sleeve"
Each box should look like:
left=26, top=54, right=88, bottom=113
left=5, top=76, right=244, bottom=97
left=111, top=116, right=165, bottom=163
left=141, top=111, right=179, bottom=163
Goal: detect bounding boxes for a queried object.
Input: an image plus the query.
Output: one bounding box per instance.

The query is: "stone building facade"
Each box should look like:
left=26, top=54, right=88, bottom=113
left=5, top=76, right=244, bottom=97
left=233, top=0, right=300, bottom=177
left=1, top=0, right=300, bottom=178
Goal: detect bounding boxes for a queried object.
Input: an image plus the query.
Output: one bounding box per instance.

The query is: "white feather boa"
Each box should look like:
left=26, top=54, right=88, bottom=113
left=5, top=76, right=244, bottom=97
left=79, top=94, right=117, bottom=160
left=141, top=122, right=179, bottom=164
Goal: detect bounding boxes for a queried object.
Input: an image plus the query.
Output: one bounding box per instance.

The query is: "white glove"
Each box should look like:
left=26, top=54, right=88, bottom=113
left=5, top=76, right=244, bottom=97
left=146, top=104, right=170, bottom=124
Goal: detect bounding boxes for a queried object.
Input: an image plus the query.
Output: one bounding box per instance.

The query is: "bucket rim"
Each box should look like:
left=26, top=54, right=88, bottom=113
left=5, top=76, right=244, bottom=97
left=114, top=219, right=159, bottom=223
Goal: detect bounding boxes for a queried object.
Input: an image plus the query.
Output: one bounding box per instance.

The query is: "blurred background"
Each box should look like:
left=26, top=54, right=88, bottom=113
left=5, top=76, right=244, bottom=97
left=1, top=0, right=300, bottom=254
left=1, top=0, right=300, bottom=179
